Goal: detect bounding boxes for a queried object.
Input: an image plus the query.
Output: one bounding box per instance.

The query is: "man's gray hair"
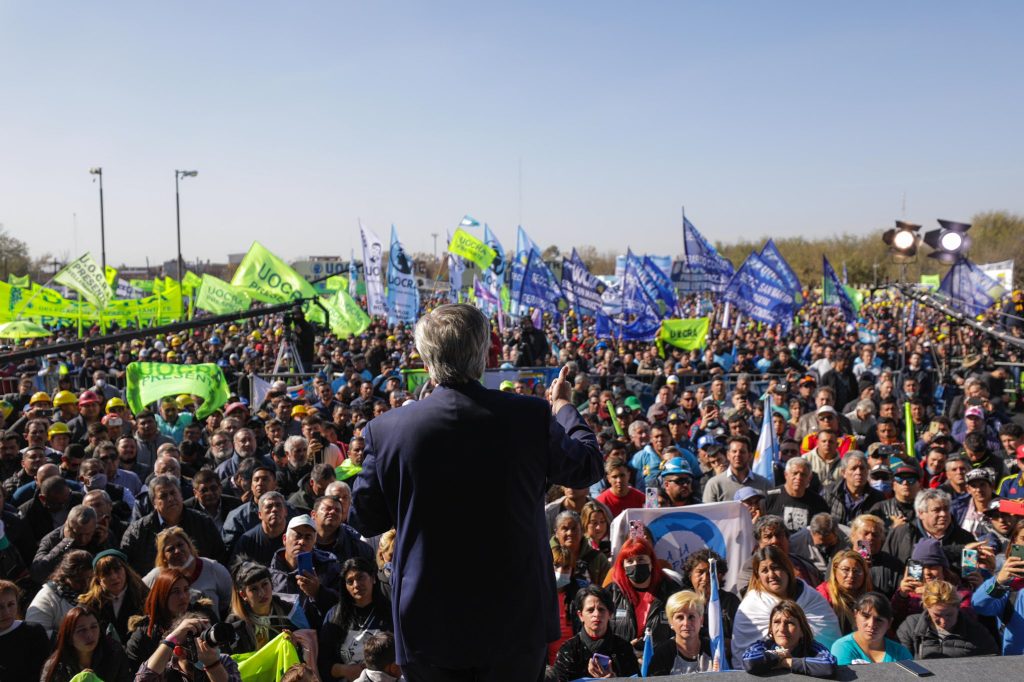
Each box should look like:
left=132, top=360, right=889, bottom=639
left=753, top=514, right=788, bottom=538
left=628, top=420, right=650, bottom=436
left=259, top=490, right=285, bottom=507
left=326, top=480, right=351, bottom=496
left=149, top=474, right=181, bottom=492
left=856, top=399, right=876, bottom=415
left=914, top=488, right=951, bottom=516
left=67, top=504, right=97, bottom=528
left=842, top=451, right=867, bottom=471
left=414, top=304, right=489, bottom=386
left=285, top=435, right=307, bottom=453
left=808, top=512, right=835, bottom=536
left=785, top=456, right=809, bottom=474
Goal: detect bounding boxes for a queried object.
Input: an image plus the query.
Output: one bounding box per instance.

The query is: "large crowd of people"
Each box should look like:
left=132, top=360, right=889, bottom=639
left=0, top=286, right=1023, bottom=680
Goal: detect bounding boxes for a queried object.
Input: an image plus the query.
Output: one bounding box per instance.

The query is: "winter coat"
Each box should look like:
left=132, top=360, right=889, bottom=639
left=606, top=573, right=682, bottom=646
left=896, top=610, right=997, bottom=659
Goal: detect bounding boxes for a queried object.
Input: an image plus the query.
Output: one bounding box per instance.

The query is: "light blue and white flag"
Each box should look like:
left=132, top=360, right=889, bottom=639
left=359, top=222, right=388, bottom=317
left=708, top=557, right=730, bottom=671
left=482, top=224, right=506, bottom=296
left=385, top=225, right=419, bottom=323
left=609, top=502, right=754, bottom=593
left=675, top=217, right=734, bottom=293
left=752, top=393, right=777, bottom=481
left=348, top=253, right=359, bottom=300
left=459, top=214, right=480, bottom=227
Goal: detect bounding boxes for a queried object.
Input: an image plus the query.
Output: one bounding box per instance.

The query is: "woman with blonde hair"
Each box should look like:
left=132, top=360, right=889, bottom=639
left=815, top=549, right=873, bottom=634
left=142, top=526, right=233, bottom=618
left=648, top=590, right=716, bottom=675
left=77, top=549, right=149, bottom=643
left=897, top=580, right=997, bottom=658
left=375, top=528, right=396, bottom=599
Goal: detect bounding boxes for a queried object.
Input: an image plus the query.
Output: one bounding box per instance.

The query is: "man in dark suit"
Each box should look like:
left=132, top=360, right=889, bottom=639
left=351, top=304, right=603, bottom=682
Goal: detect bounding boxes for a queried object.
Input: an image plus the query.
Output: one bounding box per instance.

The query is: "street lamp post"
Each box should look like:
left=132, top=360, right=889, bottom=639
left=174, top=170, right=198, bottom=286
left=89, top=168, right=105, bottom=271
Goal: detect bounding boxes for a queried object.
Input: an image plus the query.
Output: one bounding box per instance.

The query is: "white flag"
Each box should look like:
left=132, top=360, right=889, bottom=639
left=54, top=252, right=113, bottom=310
left=610, top=502, right=754, bottom=593
left=359, top=222, right=388, bottom=317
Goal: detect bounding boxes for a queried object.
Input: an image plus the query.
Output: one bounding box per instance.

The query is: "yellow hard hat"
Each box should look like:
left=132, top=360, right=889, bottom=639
left=48, top=422, right=70, bottom=438
left=228, top=325, right=239, bottom=333
left=176, top=394, right=194, bottom=408
left=291, top=404, right=307, bottom=417
left=250, top=331, right=262, bottom=341
left=105, top=397, right=126, bottom=413
left=29, top=391, right=52, bottom=405
left=53, top=390, right=78, bottom=407
left=170, top=336, right=182, bottom=347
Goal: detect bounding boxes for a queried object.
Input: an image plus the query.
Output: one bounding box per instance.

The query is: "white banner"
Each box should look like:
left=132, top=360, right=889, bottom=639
left=359, top=223, right=388, bottom=317
left=978, top=259, right=1014, bottom=292
left=610, top=501, right=754, bottom=594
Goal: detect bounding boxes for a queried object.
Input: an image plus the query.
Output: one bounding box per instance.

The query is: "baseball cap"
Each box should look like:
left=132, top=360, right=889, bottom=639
left=224, top=402, right=248, bottom=416
left=666, top=375, right=680, bottom=385
left=699, top=397, right=717, bottom=410
left=965, top=468, right=995, bottom=485
left=869, top=464, right=892, bottom=480
left=816, top=405, right=837, bottom=417
left=287, top=514, right=317, bottom=533
left=1017, top=444, right=1024, bottom=461
left=733, top=486, right=764, bottom=503
left=623, top=396, right=642, bottom=412
left=499, top=380, right=516, bottom=392
left=964, top=406, right=985, bottom=420
left=892, top=464, right=920, bottom=479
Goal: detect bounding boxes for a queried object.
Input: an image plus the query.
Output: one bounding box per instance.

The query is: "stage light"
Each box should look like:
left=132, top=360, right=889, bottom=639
left=882, top=220, right=921, bottom=259
left=924, top=219, right=971, bottom=264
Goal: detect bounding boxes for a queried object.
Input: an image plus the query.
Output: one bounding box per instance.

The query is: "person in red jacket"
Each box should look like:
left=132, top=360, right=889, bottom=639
left=596, top=457, right=645, bottom=519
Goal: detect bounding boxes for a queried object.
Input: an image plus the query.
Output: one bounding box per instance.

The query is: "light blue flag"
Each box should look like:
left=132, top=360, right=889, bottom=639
left=640, top=629, right=655, bottom=677
left=482, top=224, right=506, bottom=297
left=348, top=253, right=359, bottom=299
left=459, top=214, right=480, bottom=227
left=385, top=225, right=419, bottom=323
left=752, top=393, right=777, bottom=481
left=446, top=231, right=466, bottom=303
left=708, top=558, right=730, bottom=671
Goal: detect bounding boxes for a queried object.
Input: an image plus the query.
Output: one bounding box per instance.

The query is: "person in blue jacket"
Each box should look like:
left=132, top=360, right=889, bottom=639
left=971, top=525, right=1024, bottom=654
left=743, top=599, right=837, bottom=678
left=350, top=304, right=604, bottom=682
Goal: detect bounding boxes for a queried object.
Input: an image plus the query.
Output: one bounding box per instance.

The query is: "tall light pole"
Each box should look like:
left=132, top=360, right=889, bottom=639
left=174, top=170, right=198, bottom=286
left=89, top=168, right=105, bottom=271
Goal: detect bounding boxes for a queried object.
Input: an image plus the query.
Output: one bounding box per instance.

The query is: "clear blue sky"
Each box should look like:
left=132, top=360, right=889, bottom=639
left=2, top=2, right=1022, bottom=267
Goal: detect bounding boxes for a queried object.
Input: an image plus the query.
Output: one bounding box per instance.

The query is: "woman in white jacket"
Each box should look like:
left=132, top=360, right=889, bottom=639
left=25, top=549, right=93, bottom=639
left=732, top=545, right=841, bottom=663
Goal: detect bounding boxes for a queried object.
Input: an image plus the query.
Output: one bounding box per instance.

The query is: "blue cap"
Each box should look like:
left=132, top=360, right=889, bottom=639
left=733, top=486, right=765, bottom=503
left=659, top=457, right=693, bottom=479
left=697, top=435, right=721, bottom=450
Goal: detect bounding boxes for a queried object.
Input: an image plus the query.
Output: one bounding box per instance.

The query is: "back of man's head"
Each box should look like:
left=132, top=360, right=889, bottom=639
left=362, top=631, right=396, bottom=672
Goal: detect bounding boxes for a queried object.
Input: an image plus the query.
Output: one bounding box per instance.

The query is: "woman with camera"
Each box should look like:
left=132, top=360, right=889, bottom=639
left=42, top=606, right=132, bottom=682
left=225, top=560, right=309, bottom=654
left=126, top=569, right=216, bottom=672
left=550, top=585, right=639, bottom=681
left=134, top=613, right=241, bottom=682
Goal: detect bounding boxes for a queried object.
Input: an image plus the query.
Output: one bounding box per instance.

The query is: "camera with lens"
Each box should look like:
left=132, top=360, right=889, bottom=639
left=875, top=444, right=899, bottom=457
left=182, top=622, right=241, bottom=662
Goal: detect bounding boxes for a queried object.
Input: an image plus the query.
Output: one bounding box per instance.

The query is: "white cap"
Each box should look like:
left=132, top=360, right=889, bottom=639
left=287, top=514, right=317, bottom=533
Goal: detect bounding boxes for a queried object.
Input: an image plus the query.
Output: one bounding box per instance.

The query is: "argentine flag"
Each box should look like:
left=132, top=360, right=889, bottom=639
left=709, top=558, right=730, bottom=671
left=752, top=393, right=777, bottom=481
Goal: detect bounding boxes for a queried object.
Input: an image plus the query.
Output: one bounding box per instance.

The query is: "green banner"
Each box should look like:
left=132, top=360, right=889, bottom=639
left=920, top=274, right=941, bottom=289
left=196, top=274, right=252, bottom=315
left=104, top=266, right=118, bottom=286
left=658, top=317, right=710, bottom=351
left=324, top=275, right=347, bottom=292
left=7, top=274, right=29, bottom=288
left=182, top=270, right=203, bottom=294
left=231, top=241, right=318, bottom=304
left=323, top=289, right=370, bottom=337
left=54, top=252, right=113, bottom=310
left=231, top=632, right=301, bottom=682
left=125, top=362, right=229, bottom=419
left=449, top=228, right=497, bottom=271
left=401, top=368, right=430, bottom=394
left=130, top=278, right=154, bottom=293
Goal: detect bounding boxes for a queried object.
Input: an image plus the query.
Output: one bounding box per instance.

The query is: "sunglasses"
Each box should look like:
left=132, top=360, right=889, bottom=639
left=664, top=477, right=692, bottom=486
left=894, top=476, right=919, bottom=484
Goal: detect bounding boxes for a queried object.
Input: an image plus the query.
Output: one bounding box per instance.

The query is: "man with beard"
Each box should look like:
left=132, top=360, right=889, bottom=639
left=120, top=474, right=224, bottom=573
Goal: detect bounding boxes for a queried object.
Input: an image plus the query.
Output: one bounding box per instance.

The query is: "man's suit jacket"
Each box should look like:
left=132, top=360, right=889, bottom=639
left=350, top=381, right=603, bottom=667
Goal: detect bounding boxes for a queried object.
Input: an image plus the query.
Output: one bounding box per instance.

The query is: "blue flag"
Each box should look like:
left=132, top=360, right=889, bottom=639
left=517, top=249, right=566, bottom=316
left=753, top=393, right=777, bottom=481
left=760, top=239, right=803, bottom=302
left=561, top=248, right=606, bottom=316
left=385, top=225, right=419, bottom=323
left=822, top=255, right=855, bottom=322
left=459, top=214, right=480, bottom=227
left=938, top=257, right=1003, bottom=317
left=722, top=253, right=796, bottom=332
left=640, top=629, right=655, bottom=677
left=676, top=216, right=734, bottom=293
left=348, top=253, right=359, bottom=300
left=510, top=226, right=542, bottom=315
